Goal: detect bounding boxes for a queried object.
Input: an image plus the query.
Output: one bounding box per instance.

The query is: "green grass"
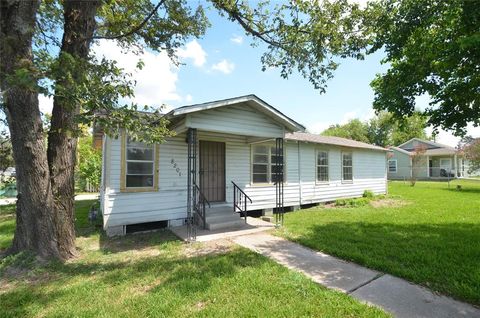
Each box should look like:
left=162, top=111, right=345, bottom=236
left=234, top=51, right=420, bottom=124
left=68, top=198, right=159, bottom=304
left=0, top=200, right=388, bottom=317
left=277, top=180, right=480, bottom=305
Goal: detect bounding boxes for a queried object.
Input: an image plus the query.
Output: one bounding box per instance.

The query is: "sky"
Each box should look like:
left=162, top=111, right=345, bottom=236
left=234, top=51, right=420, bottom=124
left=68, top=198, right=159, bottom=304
left=39, top=2, right=480, bottom=147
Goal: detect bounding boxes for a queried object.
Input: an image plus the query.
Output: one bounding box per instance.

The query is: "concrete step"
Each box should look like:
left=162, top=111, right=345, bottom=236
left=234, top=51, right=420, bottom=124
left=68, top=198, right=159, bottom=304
left=206, top=218, right=246, bottom=231
left=205, top=213, right=240, bottom=223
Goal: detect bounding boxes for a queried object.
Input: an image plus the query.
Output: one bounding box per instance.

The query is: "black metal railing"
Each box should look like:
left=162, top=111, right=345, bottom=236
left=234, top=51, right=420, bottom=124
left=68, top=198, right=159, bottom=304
left=232, top=181, right=252, bottom=223
left=193, top=181, right=210, bottom=229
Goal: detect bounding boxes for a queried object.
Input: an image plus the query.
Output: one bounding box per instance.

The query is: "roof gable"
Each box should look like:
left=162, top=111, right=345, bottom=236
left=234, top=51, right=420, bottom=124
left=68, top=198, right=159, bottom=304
left=398, top=138, right=455, bottom=151
left=168, top=95, right=305, bottom=133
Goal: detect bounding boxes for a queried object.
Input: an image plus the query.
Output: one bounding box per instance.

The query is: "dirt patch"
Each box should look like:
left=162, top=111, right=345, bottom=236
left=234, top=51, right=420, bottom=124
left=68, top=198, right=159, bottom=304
left=369, top=198, right=410, bottom=208
left=182, top=239, right=234, bottom=258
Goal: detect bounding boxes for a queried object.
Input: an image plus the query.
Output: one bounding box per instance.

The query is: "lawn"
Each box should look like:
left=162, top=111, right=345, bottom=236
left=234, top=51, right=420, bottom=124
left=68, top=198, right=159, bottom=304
left=277, top=180, right=480, bottom=305
left=0, top=200, right=388, bottom=317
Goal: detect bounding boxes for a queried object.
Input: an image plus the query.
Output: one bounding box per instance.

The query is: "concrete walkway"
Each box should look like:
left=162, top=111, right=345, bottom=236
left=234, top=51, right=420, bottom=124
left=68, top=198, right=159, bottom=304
left=233, top=233, right=480, bottom=318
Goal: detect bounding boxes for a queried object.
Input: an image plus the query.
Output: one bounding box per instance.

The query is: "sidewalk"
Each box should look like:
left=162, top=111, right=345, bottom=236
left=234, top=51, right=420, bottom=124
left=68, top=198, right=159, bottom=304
left=233, top=233, right=480, bottom=318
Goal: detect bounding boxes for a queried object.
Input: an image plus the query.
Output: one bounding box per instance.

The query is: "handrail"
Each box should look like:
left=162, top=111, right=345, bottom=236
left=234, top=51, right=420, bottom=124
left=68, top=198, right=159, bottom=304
left=231, top=181, right=252, bottom=223
left=231, top=181, right=252, bottom=203
left=193, top=182, right=211, bottom=208
left=192, top=182, right=210, bottom=229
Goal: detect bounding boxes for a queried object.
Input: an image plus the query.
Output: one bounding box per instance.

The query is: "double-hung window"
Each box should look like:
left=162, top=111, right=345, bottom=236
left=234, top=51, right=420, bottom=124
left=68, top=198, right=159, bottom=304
left=342, top=152, right=353, bottom=182
left=316, top=150, right=329, bottom=182
left=252, top=145, right=284, bottom=184
left=123, top=136, right=158, bottom=190
left=388, top=159, right=397, bottom=173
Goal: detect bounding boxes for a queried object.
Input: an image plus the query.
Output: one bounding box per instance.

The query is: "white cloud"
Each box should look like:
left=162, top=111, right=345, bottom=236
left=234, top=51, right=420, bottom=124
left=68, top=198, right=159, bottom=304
left=211, top=59, right=235, bottom=74
left=230, top=35, right=243, bottom=45
left=306, top=121, right=331, bottom=134
left=177, top=39, right=207, bottom=67
left=93, top=40, right=199, bottom=110
left=426, top=125, right=480, bottom=147
left=39, top=94, right=53, bottom=114
left=185, top=94, right=193, bottom=103
left=340, top=111, right=358, bottom=124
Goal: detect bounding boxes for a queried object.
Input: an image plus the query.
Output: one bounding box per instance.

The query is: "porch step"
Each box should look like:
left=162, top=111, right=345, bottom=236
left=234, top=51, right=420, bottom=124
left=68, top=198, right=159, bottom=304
left=204, top=205, right=246, bottom=230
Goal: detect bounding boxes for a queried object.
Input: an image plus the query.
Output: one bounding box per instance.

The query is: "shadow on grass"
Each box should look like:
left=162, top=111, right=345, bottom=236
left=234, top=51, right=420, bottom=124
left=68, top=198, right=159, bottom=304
left=285, top=221, right=480, bottom=305
left=0, top=246, right=267, bottom=317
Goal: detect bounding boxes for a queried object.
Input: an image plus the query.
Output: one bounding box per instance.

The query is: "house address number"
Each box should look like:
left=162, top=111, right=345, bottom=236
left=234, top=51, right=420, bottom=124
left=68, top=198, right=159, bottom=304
left=170, top=159, right=182, bottom=176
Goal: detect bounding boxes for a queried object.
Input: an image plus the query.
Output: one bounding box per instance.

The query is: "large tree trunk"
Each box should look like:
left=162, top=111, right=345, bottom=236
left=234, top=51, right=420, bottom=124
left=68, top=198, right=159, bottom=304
left=0, top=0, right=62, bottom=259
left=46, top=0, right=100, bottom=259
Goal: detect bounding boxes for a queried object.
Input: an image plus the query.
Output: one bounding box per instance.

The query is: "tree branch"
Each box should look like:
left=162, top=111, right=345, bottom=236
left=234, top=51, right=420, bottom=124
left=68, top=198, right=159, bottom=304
left=91, top=0, right=166, bottom=40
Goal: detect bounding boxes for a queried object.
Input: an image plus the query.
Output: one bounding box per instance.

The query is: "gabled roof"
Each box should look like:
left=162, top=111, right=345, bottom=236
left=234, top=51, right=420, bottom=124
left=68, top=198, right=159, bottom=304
left=285, top=132, right=388, bottom=151
left=389, top=146, right=412, bottom=155
left=166, top=94, right=305, bottom=132
left=397, top=138, right=455, bottom=150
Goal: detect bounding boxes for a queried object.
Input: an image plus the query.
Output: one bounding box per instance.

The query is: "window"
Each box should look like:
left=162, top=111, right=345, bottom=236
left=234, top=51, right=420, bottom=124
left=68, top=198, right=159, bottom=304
left=388, top=159, right=397, bottom=173
left=316, top=150, right=329, bottom=182
left=251, top=145, right=284, bottom=184
left=121, top=134, right=158, bottom=191
left=342, top=152, right=353, bottom=181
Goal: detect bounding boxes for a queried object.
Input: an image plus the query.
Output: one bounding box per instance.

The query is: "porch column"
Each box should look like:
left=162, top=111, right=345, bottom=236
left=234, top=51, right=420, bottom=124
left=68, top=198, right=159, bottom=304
left=453, top=154, right=458, bottom=177
left=274, top=137, right=284, bottom=226
left=186, top=128, right=197, bottom=241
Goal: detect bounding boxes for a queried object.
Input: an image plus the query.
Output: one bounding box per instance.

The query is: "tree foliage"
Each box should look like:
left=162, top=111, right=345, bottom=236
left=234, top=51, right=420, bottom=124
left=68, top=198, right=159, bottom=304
left=459, top=136, right=480, bottom=174
left=76, top=136, right=101, bottom=191
left=322, top=119, right=369, bottom=143
left=321, top=111, right=430, bottom=147
left=367, top=0, right=480, bottom=135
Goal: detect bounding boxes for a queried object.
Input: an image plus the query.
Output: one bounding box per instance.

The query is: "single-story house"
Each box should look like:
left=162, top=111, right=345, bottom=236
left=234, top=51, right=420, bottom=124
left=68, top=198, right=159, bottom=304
left=100, top=95, right=388, bottom=237
left=387, top=138, right=476, bottom=180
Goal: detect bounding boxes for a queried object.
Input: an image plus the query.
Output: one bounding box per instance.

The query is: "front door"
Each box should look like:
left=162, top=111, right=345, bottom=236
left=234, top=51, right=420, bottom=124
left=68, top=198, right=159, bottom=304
left=199, top=141, right=226, bottom=202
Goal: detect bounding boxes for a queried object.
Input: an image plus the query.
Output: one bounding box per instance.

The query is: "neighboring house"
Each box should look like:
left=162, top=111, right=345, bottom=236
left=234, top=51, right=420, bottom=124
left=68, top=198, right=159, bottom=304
left=387, top=138, right=475, bottom=180
left=100, top=95, right=388, bottom=237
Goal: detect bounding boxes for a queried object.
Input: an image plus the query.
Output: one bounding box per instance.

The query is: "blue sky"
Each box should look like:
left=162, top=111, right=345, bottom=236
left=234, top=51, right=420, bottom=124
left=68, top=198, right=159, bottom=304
left=41, top=3, right=479, bottom=146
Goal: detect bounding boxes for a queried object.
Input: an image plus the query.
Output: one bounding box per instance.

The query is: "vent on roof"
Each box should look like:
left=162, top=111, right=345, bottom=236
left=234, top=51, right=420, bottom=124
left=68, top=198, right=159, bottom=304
left=125, top=220, right=168, bottom=234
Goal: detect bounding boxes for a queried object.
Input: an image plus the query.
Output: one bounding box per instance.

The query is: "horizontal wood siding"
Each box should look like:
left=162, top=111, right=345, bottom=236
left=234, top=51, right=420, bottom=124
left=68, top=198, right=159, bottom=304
left=103, top=131, right=387, bottom=229
left=388, top=149, right=411, bottom=179
left=188, top=103, right=284, bottom=138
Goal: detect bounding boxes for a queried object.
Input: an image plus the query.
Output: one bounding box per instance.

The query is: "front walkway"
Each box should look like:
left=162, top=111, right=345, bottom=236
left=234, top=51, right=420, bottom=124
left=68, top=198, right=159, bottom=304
left=233, top=233, right=480, bottom=318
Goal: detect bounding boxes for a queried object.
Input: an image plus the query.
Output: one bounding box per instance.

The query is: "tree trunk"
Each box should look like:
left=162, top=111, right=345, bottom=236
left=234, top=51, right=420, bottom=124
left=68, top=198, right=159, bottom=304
left=46, top=0, right=100, bottom=258
left=0, top=0, right=62, bottom=259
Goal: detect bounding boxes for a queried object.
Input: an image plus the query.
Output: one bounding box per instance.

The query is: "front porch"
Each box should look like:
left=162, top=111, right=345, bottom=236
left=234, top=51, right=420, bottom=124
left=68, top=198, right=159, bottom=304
left=427, top=155, right=458, bottom=178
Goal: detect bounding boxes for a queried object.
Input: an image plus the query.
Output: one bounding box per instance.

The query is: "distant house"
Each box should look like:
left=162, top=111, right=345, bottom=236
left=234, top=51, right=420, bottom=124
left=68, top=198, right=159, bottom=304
left=387, top=138, right=476, bottom=180
left=100, top=95, right=388, bottom=237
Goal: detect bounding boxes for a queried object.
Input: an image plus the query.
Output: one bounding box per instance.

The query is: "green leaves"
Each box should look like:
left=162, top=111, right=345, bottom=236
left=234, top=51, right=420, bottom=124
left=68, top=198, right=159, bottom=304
left=368, top=0, right=480, bottom=135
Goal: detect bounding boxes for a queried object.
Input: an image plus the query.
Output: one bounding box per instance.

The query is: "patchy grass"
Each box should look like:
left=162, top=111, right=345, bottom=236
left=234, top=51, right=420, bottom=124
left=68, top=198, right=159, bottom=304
left=277, top=180, right=480, bottom=305
left=0, top=200, right=388, bottom=317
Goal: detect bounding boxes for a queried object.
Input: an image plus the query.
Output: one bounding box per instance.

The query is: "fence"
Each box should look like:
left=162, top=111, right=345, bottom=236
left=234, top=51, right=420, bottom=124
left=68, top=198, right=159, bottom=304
left=85, top=180, right=99, bottom=193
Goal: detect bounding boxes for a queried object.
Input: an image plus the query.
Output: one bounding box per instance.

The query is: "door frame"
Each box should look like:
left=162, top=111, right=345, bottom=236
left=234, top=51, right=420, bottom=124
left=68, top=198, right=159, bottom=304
left=199, top=140, right=226, bottom=202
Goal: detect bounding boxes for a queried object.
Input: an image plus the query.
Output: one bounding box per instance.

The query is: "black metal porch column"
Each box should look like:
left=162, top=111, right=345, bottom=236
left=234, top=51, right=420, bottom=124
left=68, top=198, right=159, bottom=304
left=186, top=128, right=197, bottom=241
left=275, top=137, right=284, bottom=226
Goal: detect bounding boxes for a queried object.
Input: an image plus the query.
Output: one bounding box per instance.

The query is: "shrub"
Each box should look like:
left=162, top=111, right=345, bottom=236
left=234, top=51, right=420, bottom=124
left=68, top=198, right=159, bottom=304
left=362, top=190, right=375, bottom=198
left=335, top=197, right=370, bottom=207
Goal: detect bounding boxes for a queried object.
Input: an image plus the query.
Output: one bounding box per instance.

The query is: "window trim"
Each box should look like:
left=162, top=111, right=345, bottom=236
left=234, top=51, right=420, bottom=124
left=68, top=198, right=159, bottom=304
left=120, top=131, right=159, bottom=192
left=341, top=151, right=353, bottom=183
left=388, top=159, right=397, bottom=173
left=315, top=149, right=329, bottom=184
left=250, top=143, right=286, bottom=185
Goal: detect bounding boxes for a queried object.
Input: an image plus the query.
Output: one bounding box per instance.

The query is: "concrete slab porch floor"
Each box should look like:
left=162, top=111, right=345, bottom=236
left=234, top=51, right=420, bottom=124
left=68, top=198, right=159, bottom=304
left=170, top=216, right=275, bottom=242
left=233, top=233, right=480, bottom=318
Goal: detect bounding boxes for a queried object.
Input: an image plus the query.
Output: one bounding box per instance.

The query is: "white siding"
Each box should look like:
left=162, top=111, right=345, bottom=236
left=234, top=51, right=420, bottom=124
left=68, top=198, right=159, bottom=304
left=103, top=131, right=387, bottom=229
left=187, top=104, right=284, bottom=138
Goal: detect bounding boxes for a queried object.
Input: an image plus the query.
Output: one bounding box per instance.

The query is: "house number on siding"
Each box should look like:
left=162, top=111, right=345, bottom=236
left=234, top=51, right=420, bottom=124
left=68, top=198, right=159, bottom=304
left=170, top=159, right=182, bottom=176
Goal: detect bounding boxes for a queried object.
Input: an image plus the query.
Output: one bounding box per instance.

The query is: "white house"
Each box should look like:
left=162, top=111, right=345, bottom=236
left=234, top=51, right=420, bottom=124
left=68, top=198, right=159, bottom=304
left=100, top=95, right=388, bottom=237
